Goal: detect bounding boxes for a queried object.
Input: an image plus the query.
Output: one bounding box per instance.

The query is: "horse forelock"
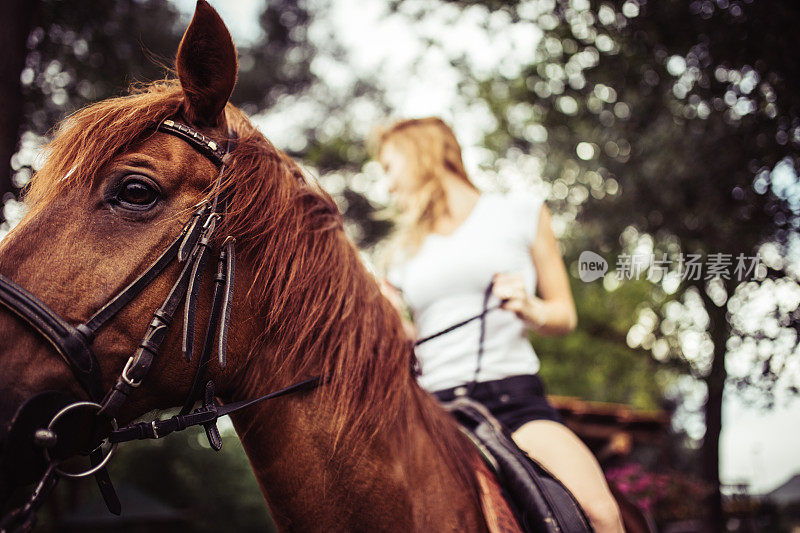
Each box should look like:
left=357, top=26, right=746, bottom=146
left=26, top=81, right=185, bottom=207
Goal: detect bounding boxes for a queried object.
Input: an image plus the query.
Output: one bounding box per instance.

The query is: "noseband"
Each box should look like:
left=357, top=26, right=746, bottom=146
left=0, top=120, right=321, bottom=532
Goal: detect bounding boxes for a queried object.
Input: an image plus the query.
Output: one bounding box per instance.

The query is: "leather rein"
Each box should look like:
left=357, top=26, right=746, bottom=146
left=0, top=120, right=321, bottom=532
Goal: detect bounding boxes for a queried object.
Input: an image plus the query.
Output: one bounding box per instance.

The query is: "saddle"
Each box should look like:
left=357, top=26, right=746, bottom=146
left=441, top=397, right=593, bottom=533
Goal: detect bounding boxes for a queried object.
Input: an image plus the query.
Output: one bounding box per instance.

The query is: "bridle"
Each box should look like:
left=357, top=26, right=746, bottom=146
left=0, top=120, right=321, bottom=532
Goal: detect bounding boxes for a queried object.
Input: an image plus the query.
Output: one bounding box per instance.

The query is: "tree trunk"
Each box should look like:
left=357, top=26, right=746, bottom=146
left=0, top=0, right=39, bottom=216
left=701, top=286, right=731, bottom=532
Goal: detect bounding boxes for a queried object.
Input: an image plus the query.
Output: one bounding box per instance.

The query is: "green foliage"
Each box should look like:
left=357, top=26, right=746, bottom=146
left=107, top=426, right=274, bottom=533
left=477, top=0, right=798, bottom=256
left=535, top=272, right=672, bottom=410
left=232, top=1, right=315, bottom=113
left=451, top=0, right=800, bottom=397
left=36, top=426, right=274, bottom=532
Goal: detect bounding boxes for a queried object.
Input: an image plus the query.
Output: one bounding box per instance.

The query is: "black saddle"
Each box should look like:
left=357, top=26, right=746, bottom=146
left=441, top=397, right=593, bottom=533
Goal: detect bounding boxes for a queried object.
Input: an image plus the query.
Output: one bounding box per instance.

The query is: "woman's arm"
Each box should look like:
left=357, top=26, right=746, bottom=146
left=492, top=204, right=578, bottom=336
left=379, top=278, right=418, bottom=341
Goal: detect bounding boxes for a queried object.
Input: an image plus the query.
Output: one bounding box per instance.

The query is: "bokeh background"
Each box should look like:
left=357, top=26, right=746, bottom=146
left=1, top=0, right=799, bottom=531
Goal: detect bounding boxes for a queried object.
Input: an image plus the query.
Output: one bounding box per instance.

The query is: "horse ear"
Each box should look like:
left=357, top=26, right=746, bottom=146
left=176, top=0, right=238, bottom=127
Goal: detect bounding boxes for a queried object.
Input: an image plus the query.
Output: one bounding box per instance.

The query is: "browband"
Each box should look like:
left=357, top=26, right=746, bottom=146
left=158, top=119, right=229, bottom=166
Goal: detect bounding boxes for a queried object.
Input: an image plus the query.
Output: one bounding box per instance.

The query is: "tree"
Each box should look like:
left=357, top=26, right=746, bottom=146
left=0, top=0, right=40, bottom=207
left=444, top=0, right=800, bottom=527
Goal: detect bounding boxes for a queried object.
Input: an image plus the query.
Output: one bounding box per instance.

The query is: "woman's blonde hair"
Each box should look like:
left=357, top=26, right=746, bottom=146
left=372, top=117, right=478, bottom=269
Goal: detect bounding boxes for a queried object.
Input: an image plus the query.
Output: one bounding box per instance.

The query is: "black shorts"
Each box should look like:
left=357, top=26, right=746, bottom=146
left=433, top=374, right=562, bottom=432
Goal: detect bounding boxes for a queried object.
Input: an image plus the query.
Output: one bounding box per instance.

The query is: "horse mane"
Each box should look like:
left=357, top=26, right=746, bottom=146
left=26, top=79, right=482, bottom=502
left=219, top=102, right=483, bottom=503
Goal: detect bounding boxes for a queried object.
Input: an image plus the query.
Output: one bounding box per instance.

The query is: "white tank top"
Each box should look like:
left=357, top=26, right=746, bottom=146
left=387, top=191, right=545, bottom=392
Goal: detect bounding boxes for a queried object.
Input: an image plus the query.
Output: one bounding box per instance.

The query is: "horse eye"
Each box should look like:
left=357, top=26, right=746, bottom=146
left=116, top=177, right=160, bottom=209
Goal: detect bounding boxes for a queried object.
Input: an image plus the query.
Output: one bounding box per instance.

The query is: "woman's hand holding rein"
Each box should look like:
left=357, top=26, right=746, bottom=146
left=492, top=272, right=577, bottom=336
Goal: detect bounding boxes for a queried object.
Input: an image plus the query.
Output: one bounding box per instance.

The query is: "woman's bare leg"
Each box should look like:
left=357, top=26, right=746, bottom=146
left=512, top=420, right=624, bottom=533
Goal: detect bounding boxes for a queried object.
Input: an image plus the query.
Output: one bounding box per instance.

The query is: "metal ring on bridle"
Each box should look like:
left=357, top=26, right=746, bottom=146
left=43, top=401, right=119, bottom=478
left=121, top=356, right=142, bottom=388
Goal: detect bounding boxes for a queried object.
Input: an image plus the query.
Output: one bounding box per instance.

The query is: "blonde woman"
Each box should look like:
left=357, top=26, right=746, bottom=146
left=374, top=117, right=623, bottom=532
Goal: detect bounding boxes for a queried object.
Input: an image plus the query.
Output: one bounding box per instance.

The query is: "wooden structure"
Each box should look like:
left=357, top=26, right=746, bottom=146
left=547, top=395, right=670, bottom=465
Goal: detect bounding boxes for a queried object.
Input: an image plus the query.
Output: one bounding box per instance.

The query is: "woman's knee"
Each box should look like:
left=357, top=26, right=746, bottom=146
left=581, top=491, right=622, bottom=532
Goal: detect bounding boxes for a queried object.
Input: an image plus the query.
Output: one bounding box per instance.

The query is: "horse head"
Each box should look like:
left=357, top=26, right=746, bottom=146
left=0, top=0, right=268, bottom=501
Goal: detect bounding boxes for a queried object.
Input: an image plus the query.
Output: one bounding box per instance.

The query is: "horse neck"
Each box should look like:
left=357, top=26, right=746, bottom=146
left=227, top=350, right=486, bottom=531
left=223, top=231, right=486, bottom=530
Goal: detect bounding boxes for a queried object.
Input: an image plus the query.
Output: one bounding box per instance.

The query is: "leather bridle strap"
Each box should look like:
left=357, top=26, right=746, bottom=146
left=110, top=376, right=323, bottom=445
left=0, top=193, right=210, bottom=404
left=179, top=237, right=235, bottom=415
left=96, top=208, right=215, bottom=417
left=413, top=283, right=504, bottom=346
left=97, top=121, right=235, bottom=420
left=79, top=225, right=191, bottom=340
left=0, top=275, right=103, bottom=401
left=157, top=119, right=227, bottom=166
left=413, top=280, right=503, bottom=396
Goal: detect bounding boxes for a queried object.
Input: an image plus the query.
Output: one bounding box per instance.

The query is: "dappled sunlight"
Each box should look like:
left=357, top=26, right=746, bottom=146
left=1, top=0, right=798, bottom=529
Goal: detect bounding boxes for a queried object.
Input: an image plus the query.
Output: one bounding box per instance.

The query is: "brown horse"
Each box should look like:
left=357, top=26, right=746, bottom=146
left=0, top=3, right=655, bottom=532
left=0, top=1, right=496, bottom=530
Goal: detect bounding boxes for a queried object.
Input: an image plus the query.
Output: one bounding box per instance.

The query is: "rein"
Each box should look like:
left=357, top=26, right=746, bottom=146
left=0, top=120, right=322, bottom=533
left=414, top=281, right=506, bottom=395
